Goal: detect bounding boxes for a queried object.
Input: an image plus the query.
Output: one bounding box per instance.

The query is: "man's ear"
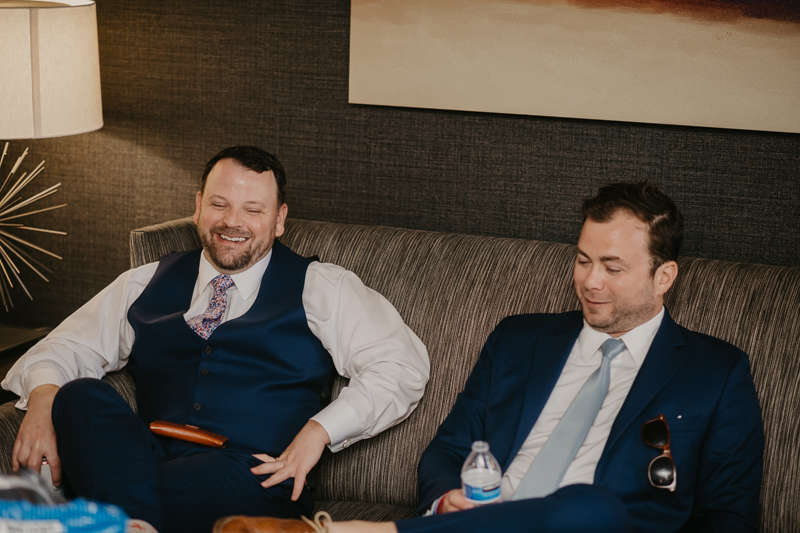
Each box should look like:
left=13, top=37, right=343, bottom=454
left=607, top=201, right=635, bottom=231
left=655, top=260, right=678, bottom=297
left=193, top=191, right=202, bottom=225
left=275, top=203, right=288, bottom=238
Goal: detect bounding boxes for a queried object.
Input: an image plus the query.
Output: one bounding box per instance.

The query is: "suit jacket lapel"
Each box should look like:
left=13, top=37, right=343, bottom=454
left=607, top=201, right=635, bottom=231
left=508, top=313, right=583, bottom=463
left=602, top=309, right=690, bottom=457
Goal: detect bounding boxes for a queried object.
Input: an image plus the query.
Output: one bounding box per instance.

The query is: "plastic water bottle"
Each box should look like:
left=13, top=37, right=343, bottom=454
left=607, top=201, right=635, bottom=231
left=461, top=440, right=502, bottom=504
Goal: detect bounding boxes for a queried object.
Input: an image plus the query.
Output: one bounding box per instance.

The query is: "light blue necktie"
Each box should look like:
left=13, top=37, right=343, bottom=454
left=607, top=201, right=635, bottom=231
left=512, top=338, right=626, bottom=500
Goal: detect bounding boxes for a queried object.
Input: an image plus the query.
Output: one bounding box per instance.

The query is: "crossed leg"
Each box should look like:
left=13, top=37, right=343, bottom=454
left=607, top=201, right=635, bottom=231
left=52, top=378, right=311, bottom=533
left=391, top=485, right=632, bottom=533
left=217, top=484, right=632, bottom=533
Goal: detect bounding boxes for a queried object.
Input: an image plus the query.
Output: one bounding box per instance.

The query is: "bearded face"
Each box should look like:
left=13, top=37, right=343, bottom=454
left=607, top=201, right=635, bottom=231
left=193, top=159, right=287, bottom=275
left=573, top=212, right=672, bottom=337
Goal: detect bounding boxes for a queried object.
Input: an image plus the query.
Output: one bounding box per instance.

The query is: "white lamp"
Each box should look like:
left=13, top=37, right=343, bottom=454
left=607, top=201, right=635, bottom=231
left=0, top=0, right=102, bottom=313
left=0, top=0, right=103, bottom=138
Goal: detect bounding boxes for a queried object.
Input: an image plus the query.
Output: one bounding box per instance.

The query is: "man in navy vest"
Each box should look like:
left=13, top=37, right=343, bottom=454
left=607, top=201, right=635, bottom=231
left=217, top=182, right=763, bottom=533
left=3, top=146, right=430, bottom=533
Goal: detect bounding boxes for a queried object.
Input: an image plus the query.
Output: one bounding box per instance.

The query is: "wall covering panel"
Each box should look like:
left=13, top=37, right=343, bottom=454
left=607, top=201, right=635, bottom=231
left=3, top=0, right=798, bottom=327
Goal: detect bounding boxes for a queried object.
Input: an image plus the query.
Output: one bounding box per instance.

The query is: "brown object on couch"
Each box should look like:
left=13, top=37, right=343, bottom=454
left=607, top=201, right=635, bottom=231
left=149, top=420, right=228, bottom=448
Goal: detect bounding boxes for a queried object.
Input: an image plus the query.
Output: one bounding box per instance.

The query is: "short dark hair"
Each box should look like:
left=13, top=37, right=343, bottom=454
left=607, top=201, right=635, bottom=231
left=200, top=146, right=286, bottom=205
left=581, top=181, right=683, bottom=274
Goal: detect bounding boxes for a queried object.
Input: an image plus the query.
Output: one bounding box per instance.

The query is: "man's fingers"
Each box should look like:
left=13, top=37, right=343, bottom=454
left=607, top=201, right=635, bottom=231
left=48, top=458, right=62, bottom=487
left=250, top=460, right=284, bottom=475
left=251, top=453, right=276, bottom=463
left=439, top=489, right=476, bottom=514
left=290, top=474, right=307, bottom=501
left=25, top=455, right=42, bottom=474
left=11, top=438, right=33, bottom=472
left=11, top=385, right=60, bottom=477
left=454, top=499, right=475, bottom=511
left=260, top=469, right=291, bottom=489
left=11, top=441, right=23, bottom=472
left=14, top=442, right=37, bottom=473
left=253, top=420, right=329, bottom=497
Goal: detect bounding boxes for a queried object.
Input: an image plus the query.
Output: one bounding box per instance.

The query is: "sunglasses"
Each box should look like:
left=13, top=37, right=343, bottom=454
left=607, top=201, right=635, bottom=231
left=641, top=414, right=677, bottom=492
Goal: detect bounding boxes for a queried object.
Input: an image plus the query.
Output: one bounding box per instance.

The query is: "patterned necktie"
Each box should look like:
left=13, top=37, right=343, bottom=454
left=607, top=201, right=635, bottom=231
left=187, top=274, right=233, bottom=340
left=512, top=338, right=627, bottom=501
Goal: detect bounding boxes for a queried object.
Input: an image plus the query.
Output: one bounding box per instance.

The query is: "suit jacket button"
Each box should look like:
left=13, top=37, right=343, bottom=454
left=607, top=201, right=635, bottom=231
left=204, top=346, right=213, bottom=354
left=201, top=369, right=209, bottom=376
left=193, top=403, right=201, bottom=411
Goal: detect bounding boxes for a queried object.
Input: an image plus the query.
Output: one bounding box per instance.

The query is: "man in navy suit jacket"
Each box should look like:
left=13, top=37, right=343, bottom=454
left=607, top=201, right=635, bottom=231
left=216, top=182, right=764, bottom=533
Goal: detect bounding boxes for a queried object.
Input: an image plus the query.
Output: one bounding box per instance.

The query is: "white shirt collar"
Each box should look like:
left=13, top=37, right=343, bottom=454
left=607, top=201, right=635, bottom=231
left=197, top=249, right=273, bottom=301
left=575, top=306, right=665, bottom=367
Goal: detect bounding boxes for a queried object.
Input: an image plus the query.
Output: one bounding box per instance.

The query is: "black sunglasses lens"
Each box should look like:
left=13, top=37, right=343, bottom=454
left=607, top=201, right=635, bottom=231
left=642, top=419, right=669, bottom=447
left=650, top=456, right=675, bottom=486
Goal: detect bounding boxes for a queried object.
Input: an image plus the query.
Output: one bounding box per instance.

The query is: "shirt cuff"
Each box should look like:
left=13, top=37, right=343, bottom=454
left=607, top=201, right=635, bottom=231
left=19, top=367, right=69, bottom=408
left=311, top=399, right=364, bottom=452
left=423, top=495, right=446, bottom=516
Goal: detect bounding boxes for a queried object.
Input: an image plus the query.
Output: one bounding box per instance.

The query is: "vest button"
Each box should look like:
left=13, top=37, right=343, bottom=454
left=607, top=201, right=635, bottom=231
left=193, top=403, right=201, bottom=411
left=204, top=346, right=212, bottom=354
left=201, top=369, right=209, bottom=376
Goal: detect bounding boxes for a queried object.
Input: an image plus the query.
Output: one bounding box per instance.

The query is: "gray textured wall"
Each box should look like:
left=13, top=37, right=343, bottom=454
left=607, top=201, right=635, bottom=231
left=3, top=0, right=799, bottom=327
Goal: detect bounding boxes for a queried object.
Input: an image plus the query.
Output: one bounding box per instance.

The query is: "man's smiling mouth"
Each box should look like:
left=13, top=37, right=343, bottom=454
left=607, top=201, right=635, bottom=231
left=219, top=234, right=247, bottom=242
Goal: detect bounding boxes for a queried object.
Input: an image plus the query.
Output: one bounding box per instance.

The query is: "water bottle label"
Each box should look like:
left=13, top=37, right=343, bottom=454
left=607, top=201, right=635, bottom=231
left=463, top=481, right=501, bottom=503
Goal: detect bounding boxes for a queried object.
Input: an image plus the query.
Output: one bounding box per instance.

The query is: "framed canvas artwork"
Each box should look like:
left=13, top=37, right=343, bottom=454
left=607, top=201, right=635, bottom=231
left=350, top=0, right=800, bottom=133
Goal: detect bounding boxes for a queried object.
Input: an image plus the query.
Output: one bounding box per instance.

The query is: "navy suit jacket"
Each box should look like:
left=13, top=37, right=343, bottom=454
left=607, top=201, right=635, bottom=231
left=417, top=310, right=763, bottom=533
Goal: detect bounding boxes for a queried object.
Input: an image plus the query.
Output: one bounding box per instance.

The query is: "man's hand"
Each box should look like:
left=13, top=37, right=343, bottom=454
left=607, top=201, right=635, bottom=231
left=437, top=489, right=477, bottom=514
left=12, top=384, right=61, bottom=486
left=251, top=420, right=331, bottom=501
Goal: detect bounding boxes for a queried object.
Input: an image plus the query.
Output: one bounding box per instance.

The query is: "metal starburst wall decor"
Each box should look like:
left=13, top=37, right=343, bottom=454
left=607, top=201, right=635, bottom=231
left=0, top=142, right=66, bottom=312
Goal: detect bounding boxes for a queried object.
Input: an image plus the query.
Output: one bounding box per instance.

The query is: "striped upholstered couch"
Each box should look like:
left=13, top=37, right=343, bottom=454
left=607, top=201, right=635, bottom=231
left=1, top=217, right=798, bottom=531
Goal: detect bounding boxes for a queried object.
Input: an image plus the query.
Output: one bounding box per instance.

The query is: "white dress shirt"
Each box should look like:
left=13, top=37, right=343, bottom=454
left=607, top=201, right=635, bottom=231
left=2, top=250, right=430, bottom=453
left=501, top=307, right=664, bottom=500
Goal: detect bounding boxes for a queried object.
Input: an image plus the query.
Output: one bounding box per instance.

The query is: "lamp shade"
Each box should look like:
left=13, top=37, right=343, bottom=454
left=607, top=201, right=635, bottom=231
left=0, top=0, right=103, bottom=139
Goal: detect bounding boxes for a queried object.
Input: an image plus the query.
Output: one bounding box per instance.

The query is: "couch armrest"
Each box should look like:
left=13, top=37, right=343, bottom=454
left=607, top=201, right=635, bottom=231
left=0, top=401, right=26, bottom=473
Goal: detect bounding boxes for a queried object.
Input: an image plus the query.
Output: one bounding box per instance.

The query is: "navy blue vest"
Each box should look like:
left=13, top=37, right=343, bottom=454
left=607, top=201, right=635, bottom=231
left=126, top=241, right=333, bottom=455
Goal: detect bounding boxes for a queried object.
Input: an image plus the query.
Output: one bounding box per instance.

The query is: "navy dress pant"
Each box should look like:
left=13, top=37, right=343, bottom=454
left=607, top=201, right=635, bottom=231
left=395, top=485, right=633, bottom=533
left=51, top=378, right=311, bottom=533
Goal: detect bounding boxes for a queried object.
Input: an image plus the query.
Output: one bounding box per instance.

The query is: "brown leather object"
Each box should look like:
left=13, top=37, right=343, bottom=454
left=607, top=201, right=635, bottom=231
left=213, top=514, right=330, bottom=533
left=149, top=421, right=229, bottom=448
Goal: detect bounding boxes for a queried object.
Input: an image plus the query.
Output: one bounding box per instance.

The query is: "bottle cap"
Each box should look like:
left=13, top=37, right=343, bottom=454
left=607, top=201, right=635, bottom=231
left=471, top=440, right=489, bottom=452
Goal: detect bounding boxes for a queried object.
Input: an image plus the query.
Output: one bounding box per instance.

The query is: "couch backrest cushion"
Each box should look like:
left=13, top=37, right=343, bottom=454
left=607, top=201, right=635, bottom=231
left=131, top=218, right=799, bottom=531
left=130, top=217, right=201, bottom=269
left=280, top=220, right=581, bottom=508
